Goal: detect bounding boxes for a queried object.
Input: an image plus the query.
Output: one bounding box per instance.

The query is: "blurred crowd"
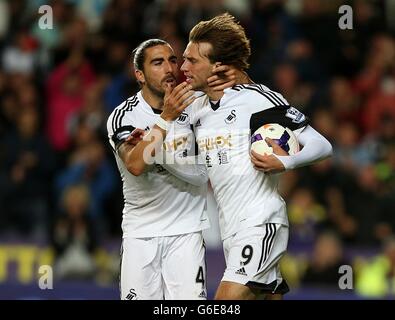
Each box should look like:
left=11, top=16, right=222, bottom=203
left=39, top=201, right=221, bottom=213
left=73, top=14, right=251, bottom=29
left=0, top=0, right=395, bottom=297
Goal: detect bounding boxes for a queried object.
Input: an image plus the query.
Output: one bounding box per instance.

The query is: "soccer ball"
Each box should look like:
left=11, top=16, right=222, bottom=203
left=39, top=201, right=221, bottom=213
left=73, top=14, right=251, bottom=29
left=251, top=123, right=300, bottom=155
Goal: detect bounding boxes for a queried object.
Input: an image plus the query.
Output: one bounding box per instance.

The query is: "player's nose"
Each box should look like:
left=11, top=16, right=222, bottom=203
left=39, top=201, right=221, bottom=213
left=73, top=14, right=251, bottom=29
left=180, top=60, right=188, bottom=72
left=163, top=61, right=173, bottom=73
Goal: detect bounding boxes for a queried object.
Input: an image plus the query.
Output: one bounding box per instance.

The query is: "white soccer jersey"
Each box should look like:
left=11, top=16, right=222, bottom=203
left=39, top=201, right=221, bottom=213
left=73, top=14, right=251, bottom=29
left=191, top=84, right=309, bottom=240
left=107, top=91, right=209, bottom=238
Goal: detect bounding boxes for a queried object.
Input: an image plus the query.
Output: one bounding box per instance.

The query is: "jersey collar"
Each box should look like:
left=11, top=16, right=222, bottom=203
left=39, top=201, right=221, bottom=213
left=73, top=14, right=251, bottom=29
left=208, top=87, right=233, bottom=111
left=150, top=107, right=162, bottom=114
left=209, top=100, right=221, bottom=111
left=137, top=91, right=163, bottom=115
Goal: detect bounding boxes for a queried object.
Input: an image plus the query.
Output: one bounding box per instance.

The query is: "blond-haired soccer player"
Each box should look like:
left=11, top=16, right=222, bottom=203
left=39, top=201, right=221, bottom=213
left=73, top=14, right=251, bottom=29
left=181, top=13, right=333, bottom=300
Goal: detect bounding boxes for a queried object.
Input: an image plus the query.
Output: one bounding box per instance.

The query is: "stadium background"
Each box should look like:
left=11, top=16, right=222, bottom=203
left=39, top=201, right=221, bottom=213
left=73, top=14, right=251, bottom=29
left=0, top=0, right=394, bottom=299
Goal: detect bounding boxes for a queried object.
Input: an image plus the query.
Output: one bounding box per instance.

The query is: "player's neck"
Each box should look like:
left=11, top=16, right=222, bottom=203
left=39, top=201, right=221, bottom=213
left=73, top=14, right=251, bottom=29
left=141, top=88, right=163, bottom=111
left=206, top=88, right=224, bottom=102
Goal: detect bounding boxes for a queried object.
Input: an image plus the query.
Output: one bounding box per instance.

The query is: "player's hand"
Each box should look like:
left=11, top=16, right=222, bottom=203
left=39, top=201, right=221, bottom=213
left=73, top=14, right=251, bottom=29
left=250, top=138, right=288, bottom=174
left=208, top=65, right=253, bottom=91
left=161, top=82, right=195, bottom=121
left=125, top=128, right=146, bottom=147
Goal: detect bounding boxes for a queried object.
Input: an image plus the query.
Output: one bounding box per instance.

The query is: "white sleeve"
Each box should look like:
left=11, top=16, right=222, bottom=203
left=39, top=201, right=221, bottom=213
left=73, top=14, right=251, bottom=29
left=161, top=156, right=208, bottom=186
left=274, top=125, right=333, bottom=170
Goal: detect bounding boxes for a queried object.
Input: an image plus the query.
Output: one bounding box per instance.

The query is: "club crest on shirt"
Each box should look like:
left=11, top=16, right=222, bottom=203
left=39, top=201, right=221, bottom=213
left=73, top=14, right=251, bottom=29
left=125, top=288, right=137, bottom=300
left=224, top=110, right=236, bottom=124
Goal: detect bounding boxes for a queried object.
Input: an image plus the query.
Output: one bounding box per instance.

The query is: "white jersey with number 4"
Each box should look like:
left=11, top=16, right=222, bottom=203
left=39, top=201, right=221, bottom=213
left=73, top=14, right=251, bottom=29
left=191, top=84, right=309, bottom=240
left=107, top=91, right=209, bottom=238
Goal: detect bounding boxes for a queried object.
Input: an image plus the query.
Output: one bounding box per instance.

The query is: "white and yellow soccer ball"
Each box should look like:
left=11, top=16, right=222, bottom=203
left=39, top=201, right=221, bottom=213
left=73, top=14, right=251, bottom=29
left=251, top=123, right=300, bottom=155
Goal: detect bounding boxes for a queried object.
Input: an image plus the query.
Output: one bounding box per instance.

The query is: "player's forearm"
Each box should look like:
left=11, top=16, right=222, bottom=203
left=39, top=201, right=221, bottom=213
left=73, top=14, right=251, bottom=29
left=122, top=125, right=167, bottom=176
left=161, top=157, right=208, bottom=186
left=275, top=125, right=333, bottom=170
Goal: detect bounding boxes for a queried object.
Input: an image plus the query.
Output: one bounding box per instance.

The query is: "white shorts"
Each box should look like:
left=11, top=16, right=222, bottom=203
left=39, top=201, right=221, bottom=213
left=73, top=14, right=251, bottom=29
left=120, top=231, right=207, bottom=300
left=222, top=223, right=289, bottom=294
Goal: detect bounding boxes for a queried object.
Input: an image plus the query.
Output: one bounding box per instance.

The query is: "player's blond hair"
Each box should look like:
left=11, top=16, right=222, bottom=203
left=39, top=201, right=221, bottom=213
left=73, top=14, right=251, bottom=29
left=189, top=13, right=251, bottom=70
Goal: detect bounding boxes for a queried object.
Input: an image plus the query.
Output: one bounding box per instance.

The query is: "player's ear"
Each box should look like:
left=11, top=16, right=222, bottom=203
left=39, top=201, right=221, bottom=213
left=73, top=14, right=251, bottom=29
left=135, top=69, right=145, bottom=84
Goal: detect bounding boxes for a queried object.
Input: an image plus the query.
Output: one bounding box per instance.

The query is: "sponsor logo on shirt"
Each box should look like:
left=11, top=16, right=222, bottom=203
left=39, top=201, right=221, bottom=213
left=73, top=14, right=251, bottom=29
left=205, top=154, right=212, bottom=167
left=217, top=150, right=229, bottom=165
left=197, top=135, right=232, bottom=151
left=163, top=136, right=190, bottom=152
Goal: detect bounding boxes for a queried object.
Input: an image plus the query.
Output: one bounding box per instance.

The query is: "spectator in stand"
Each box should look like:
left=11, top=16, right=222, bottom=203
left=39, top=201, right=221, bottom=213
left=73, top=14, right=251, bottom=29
left=356, top=236, right=395, bottom=298
left=301, top=231, right=347, bottom=287
left=46, top=50, right=96, bottom=152
left=55, top=127, right=117, bottom=234
left=52, top=184, right=98, bottom=280
left=1, top=106, right=55, bottom=237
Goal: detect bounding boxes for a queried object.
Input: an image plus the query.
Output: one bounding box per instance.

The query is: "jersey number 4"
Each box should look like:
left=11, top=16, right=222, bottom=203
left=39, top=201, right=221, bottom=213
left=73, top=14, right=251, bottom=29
left=195, top=266, right=205, bottom=286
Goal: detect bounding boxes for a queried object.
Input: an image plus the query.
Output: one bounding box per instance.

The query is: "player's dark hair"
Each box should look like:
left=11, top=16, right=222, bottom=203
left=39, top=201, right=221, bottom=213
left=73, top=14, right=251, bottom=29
left=189, top=13, right=251, bottom=70
left=132, top=39, right=169, bottom=71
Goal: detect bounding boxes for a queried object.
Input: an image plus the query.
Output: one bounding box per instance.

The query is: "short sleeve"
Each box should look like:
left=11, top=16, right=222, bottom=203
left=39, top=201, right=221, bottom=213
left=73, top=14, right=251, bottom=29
left=250, top=106, right=309, bottom=136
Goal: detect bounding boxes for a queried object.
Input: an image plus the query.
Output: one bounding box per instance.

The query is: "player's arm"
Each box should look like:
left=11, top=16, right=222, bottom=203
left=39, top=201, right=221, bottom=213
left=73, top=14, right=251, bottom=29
left=119, top=82, right=195, bottom=176
left=160, top=128, right=208, bottom=186
left=251, top=125, right=333, bottom=173
left=160, top=155, right=208, bottom=186
left=250, top=103, right=332, bottom=174
left=273, top=125, right=333, bottom=170
left=118, top=129, right=208, bottom=186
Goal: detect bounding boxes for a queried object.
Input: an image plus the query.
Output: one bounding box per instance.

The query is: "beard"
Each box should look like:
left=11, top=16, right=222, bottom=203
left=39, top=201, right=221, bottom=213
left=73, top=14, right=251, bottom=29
left=146, top=81, right=165, bottom=98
